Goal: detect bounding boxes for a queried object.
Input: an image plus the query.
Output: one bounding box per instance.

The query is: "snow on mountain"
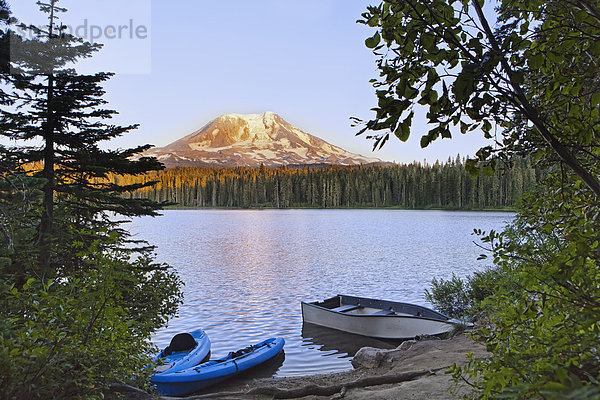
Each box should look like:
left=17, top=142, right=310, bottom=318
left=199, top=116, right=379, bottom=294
left=145, top=111, right=384, bottom=168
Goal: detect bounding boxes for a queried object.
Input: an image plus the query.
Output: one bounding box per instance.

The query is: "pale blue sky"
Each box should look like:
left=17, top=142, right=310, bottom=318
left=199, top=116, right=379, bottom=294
left=9, top=0, right=491, bottom=164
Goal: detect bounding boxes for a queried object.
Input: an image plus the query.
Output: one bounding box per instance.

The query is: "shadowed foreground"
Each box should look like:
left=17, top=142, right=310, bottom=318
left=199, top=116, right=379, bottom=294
left=111, top=333, right=487, bottom=400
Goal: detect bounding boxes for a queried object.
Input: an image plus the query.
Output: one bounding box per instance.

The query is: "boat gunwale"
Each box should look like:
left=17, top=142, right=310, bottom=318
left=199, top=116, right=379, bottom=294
left=301, top=294, right=451, bottom=324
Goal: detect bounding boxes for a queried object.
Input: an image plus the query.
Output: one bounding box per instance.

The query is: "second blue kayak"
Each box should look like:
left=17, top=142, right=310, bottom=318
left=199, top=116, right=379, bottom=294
left=151, top=337, right=285, bottom=396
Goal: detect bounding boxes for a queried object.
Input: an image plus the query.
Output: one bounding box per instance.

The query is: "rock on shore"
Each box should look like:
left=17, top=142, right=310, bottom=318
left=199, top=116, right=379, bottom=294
left=112, top=333, right=487, bottom=400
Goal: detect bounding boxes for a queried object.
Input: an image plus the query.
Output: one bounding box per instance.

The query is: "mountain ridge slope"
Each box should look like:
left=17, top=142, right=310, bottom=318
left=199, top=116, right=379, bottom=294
left=145, top=112, right=384, bottom=168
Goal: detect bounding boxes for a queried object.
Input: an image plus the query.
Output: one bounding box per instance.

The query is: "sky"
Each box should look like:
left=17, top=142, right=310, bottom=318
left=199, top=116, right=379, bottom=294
left=9, top=0, right=491, bottom=164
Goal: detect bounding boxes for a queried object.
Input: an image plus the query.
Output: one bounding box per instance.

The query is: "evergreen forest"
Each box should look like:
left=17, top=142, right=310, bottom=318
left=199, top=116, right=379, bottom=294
left=117, top=157, right=540, bottom=209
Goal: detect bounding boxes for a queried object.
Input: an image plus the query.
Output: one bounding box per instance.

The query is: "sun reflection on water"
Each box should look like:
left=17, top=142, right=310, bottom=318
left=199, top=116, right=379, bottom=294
left=129, top=209, right=512, bottom=376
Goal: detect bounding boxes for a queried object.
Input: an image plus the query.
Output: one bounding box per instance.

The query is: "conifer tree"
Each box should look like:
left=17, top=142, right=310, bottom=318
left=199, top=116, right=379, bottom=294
left=2, top=0, right=163, bottom=274
left=0, top=3, right=182, bottom=397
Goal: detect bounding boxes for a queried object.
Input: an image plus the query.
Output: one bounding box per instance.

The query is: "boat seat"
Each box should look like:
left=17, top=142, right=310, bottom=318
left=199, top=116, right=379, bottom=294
left=162, top=333, right=197, bottom=356
left=331, top=304, right=360, bottom=313
left=371, top=309, right=394, bottom=316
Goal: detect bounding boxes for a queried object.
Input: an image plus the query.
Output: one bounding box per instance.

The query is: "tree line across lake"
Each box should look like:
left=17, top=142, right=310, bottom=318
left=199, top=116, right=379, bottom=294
left=115, top=156, right=540, bottom=209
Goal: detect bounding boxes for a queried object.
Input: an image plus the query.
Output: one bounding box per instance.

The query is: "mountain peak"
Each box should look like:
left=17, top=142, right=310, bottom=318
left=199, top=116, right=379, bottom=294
left=145, top=112, right=383, bottom=168
left=210, top=112, right=282, bottom=143
left=217, top=111, right=278, bottom=124
left=220, top=110, right=276, bottom=118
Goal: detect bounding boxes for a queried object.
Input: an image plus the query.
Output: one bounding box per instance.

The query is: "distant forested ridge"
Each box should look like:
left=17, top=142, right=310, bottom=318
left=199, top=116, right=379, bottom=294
left=115, top=156, right=541, bottom=209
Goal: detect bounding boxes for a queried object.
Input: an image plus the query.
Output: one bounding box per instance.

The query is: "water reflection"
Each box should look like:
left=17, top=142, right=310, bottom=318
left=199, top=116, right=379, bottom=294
left=129, top=209, right=513, bottom=376
left=237, top=350, right=285, bottom=379
left=301, top=323, right=400, bottom=357
left=191, top=351, right=286, bottom=395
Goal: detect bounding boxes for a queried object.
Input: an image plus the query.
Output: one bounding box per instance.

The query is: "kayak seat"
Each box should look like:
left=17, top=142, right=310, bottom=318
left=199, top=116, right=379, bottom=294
left=332, top=304, right=360, bottom=313
left=228, top=345, right=256, bottom=360
left=162, top=333, right=197, bottom=357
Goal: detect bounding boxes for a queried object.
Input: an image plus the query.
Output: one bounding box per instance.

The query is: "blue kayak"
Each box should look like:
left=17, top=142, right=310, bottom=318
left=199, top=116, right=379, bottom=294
left=151, top=337, right=285, bottom=396
left=152, top=329, right=211, bottom=375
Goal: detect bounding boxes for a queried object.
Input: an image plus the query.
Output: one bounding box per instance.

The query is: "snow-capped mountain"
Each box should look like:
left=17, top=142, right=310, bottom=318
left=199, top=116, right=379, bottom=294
left=145, top=112, right=383, bottom=168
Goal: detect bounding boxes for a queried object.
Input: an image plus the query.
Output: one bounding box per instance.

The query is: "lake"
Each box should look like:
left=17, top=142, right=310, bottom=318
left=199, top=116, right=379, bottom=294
left=128, top=209, right=512, bottom=376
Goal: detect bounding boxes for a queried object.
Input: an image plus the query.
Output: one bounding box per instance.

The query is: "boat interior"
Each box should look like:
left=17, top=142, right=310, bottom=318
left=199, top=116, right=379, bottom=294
left=311, top=295, right=449, bottom=320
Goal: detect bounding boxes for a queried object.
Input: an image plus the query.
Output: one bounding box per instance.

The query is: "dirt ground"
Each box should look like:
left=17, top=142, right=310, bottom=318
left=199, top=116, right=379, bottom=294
left=115, top=333, right=487, bottom=400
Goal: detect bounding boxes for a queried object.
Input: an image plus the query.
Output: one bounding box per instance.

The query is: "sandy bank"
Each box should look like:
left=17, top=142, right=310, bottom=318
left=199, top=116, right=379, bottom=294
left=114, top=333, right=487, bottom=400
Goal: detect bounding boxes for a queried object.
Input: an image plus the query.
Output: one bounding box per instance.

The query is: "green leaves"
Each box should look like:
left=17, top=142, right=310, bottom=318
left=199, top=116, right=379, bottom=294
left=0, top=2, right=183, bottom=398
left=0, top=245, right=183, bottom=399
left=450, top=175, right=600, bottom=399
left=591, top=93, right=600, bottom=108
left=527, top=52, right=544, bottom=69
left=394, top=112, right=413, bottom=141
left=452, top=70, right=476, bottom=104
left=358, top=0, right=505, bottom=154
left=365, top=31, right=381, bottom=49
left=359, top=0, right=600, bottom=199
left=425, top=267, right=503, bottom=322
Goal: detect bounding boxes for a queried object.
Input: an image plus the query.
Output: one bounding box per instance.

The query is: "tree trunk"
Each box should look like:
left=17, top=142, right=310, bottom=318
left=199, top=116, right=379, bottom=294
left=38, top=74, right=55, bottom=273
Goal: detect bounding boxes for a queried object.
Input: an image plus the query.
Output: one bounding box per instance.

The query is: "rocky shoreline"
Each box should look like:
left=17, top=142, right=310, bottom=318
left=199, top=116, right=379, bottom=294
left=113, top=333, right=487, bottom=400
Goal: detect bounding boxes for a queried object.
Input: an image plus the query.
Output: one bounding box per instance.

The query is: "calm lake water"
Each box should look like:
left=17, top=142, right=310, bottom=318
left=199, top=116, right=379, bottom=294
left=128, top=209, right=512, bottom=377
